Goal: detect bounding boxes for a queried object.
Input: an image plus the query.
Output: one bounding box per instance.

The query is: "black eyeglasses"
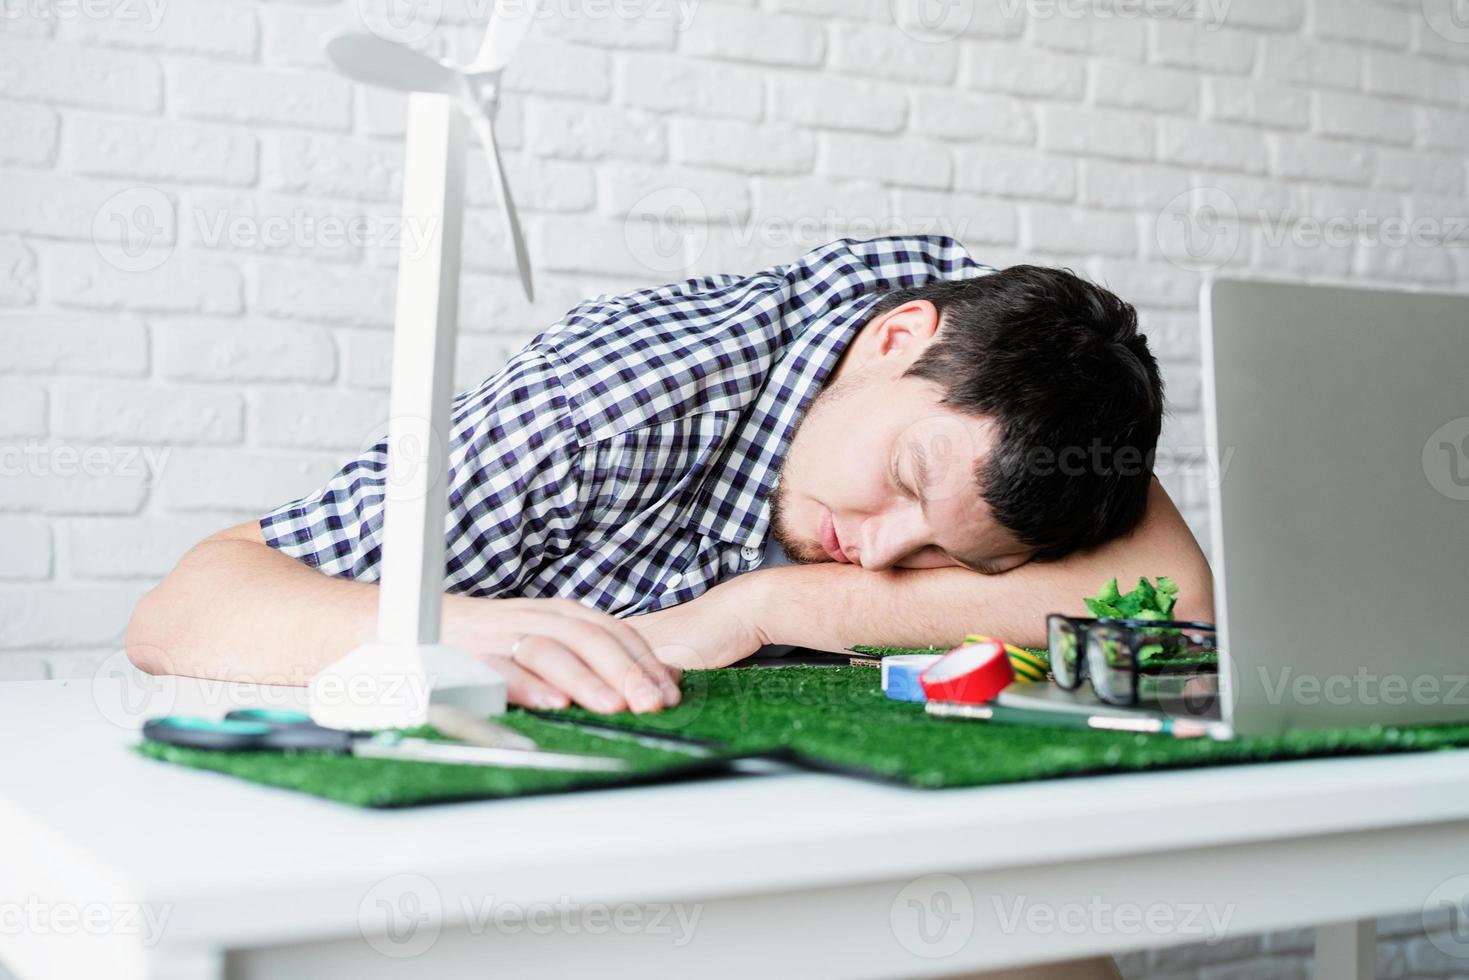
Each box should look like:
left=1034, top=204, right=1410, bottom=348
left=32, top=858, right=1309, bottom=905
left=1046, top=614, right=1218, bottom=708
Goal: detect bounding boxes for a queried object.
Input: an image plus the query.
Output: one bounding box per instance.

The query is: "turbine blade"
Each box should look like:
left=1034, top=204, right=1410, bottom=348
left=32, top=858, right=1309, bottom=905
left=466, top=106, right=535, bottom=302
left=470, top=0, right=541, bottom=72
left=323, top=32, right=460, bottom=94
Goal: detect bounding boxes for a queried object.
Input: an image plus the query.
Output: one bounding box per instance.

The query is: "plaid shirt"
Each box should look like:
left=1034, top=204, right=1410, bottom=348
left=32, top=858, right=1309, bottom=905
left=262, top=236, right=990, bottom=616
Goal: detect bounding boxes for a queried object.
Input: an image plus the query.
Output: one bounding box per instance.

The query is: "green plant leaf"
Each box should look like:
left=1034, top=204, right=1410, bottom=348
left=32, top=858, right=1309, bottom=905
left=1138, top=642, right=1165, bottom=665
left=1086, top=575, right=1184, bottom=622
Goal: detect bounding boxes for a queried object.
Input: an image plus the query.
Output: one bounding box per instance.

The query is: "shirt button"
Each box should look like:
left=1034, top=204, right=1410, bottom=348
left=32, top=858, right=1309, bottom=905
left=667, top=572, right=683, bottom=588
left=740, top=545, right=760, bottom=563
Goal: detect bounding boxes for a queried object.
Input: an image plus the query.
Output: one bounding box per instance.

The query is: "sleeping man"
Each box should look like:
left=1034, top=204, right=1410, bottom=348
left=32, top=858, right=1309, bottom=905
left=127, top=236, right=1212, bottom=715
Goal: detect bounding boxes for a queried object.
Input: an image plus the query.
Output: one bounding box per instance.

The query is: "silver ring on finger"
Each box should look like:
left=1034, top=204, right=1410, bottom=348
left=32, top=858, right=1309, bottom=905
left=507, top=633, right=530, bottom=663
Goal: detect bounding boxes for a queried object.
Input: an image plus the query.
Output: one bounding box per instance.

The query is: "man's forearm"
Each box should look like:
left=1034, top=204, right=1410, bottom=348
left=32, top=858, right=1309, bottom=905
left=746, top=481, right=1214, bottom=653
left=744, top=562, right=1064, bottom=651
left=132, top=523, right=684, bottom=714
left=127, top=523, right=380, bottom=685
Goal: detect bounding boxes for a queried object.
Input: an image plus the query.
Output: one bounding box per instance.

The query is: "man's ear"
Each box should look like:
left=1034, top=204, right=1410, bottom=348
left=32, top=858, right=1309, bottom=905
left=861, top=300, right=942, bottom=363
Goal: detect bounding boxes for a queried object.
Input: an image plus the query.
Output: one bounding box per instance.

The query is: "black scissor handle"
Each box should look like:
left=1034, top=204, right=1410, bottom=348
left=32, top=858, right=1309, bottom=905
left=143, top=715, right=357, bottom=753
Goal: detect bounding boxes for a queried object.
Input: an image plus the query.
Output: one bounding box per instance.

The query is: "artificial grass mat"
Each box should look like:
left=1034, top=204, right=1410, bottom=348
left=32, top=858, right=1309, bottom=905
left=546, top=663, right=1469, bottom=786
left=135, top=708, right=748, bottom=808
left=136, top=657, right=1469, bottom=808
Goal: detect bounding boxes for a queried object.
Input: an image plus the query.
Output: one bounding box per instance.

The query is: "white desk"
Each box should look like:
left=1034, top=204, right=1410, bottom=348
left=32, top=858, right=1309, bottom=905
left=3, top=674, right=1464, bottom=980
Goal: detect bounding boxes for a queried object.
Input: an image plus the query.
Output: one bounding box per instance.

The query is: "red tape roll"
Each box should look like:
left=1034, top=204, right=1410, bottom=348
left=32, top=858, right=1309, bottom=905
left=920, top=639, right=1016, bottom=705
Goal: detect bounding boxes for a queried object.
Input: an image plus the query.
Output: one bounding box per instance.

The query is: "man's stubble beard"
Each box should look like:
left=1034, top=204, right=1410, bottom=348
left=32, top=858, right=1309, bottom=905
left=768, top=374, right=860, bottom=565
left=767, top=473, right=822, bottom=564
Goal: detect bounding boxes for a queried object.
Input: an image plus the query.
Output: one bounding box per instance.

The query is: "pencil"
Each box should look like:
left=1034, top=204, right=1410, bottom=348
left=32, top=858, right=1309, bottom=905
left=924, top=699, right=1230, bottom=740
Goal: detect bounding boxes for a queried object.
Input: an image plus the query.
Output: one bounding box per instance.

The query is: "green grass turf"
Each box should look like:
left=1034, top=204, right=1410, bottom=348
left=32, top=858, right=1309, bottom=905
left=137, top=659, right=1469, bottom=807
left=549, top=664, right=1469, bottom=788
left=134, top=709, right=746, bottom=808
left=140, top=655, right=1469, bottom=811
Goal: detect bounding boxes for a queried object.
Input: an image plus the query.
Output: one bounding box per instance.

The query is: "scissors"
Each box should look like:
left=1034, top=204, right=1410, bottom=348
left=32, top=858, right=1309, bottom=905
left=141, top=708, right=629, bottom=773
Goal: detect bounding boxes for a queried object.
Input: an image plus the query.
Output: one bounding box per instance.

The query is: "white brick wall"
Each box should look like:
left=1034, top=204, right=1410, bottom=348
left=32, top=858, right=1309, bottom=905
left=1, top=1, right=1467, bottom=973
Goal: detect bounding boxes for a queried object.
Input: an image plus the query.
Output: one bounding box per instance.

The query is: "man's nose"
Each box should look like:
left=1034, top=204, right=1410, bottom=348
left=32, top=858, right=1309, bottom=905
left=855, top=512, right=925, bottom=571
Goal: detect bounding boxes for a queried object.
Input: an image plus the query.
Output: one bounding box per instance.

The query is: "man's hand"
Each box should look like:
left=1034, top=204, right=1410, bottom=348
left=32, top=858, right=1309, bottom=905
left=442, top=595, right=683, bottom=714
left=627, top=573, right=771, bottom=670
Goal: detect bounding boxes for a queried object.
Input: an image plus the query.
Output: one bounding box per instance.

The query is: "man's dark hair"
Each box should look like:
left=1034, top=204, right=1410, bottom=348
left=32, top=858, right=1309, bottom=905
left=871, top=265, right=1163, bottom=562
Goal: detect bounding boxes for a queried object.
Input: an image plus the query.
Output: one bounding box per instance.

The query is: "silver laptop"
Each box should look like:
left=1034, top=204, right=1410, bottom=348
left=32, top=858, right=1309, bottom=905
left=1203, top=278, right=1469, bottom=736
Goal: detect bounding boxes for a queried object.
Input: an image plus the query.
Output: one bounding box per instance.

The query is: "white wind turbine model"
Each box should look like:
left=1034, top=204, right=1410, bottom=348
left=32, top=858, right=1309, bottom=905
left=308, top=3, right=539, bottom=730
